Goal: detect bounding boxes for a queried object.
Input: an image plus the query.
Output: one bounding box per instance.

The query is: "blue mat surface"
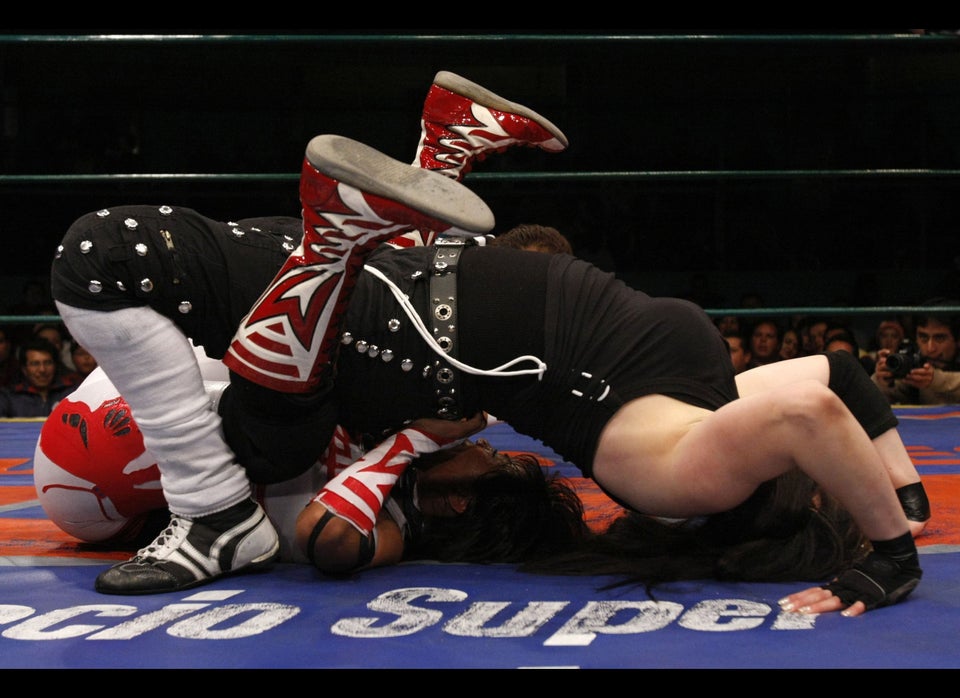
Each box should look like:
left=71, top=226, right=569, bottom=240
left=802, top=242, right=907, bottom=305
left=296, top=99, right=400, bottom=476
left=1, top=411, right=958, bottom=669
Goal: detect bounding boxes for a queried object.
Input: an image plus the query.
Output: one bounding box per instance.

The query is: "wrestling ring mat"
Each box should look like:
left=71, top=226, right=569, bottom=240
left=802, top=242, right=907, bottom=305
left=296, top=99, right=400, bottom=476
left=1, top=409, right=959, bottom=669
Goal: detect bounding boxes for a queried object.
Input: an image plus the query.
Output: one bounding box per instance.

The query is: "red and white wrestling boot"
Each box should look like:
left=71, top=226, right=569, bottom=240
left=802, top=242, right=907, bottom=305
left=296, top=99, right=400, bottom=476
left=414, top=70, right=569, bottom=180
left=382, top=70, right=570, bottom=251
left=223, top=134, right=494, bottom=394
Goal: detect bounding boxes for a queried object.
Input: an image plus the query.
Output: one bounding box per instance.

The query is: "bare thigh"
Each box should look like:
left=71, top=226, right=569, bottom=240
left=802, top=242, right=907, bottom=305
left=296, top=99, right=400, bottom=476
left=591, top=386, right=824, bottom=518
left=736, top=354, right=829, bottom=396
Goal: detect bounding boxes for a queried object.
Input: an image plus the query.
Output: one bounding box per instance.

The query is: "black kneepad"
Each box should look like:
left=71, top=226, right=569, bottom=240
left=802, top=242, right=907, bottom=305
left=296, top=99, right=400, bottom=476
left=826, top=350, right=898, bottom=439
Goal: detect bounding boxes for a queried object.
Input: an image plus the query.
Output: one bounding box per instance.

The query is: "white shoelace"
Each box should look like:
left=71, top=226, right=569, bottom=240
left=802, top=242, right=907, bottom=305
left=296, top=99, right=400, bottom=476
left=363, top=263, right=547, bottom=380
left=137, top=516, right=189, bottom=559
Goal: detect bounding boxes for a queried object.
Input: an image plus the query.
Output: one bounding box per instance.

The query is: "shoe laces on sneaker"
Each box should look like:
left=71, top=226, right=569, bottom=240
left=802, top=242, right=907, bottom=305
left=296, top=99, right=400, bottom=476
left=134, top=515, right=192, bottom=562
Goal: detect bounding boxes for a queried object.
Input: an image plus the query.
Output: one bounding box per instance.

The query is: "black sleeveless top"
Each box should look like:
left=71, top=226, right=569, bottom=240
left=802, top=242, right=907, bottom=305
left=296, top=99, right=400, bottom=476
left=335, top=244, right=738, bottom=477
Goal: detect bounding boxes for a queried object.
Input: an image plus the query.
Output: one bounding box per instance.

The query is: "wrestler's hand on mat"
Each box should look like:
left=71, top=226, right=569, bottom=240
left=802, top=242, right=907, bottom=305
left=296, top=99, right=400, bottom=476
left=409, top=411, right=489, bottom=446
left=779, top=550, right=922, bottom=617
left=778, top=586, right=868, bottom=617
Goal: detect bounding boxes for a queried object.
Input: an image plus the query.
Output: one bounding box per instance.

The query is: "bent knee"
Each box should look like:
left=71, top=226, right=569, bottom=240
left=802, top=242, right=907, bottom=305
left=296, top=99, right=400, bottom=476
left=780, top=381, right=849, bottom=430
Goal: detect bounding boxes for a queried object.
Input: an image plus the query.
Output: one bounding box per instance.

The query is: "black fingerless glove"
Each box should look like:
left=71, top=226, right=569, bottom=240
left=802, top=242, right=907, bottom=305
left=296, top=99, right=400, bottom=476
left=822, top=532, right=922, bottom=611
left=896, top=482, right=931, bottom=522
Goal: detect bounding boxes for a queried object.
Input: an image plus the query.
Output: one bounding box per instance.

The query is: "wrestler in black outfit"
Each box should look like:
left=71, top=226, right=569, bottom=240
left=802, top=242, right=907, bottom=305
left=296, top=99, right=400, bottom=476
left=336, top=243, right=737, bottom=477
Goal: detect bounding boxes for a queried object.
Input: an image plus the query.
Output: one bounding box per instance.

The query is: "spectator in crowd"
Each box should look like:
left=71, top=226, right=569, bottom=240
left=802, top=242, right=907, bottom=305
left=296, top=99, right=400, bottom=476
left=722, top=328, right=752, bottom=374
left=33, top=322, right=76, bottom=372
left=779, top=325, right=801, bottom=361
left=0, top=337, right=80, bottom=417
left=68, top=343, right=99, bottom=379
left=867, top=319, right=907, bottom=366
left=825, top=330, right=858, bottom=356
left=871, top=301, right=960, bottom=404
left=823, top=328, right=875, bottom=374
left=714, top=314, right=741, bottom=337
left=746, top=317, right=782, bottom=369
left=806, top=317, right=829, bottom=356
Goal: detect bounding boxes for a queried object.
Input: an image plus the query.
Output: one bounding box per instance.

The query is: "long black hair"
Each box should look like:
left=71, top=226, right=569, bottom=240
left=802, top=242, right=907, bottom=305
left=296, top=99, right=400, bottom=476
left=405, top=453, right=589, bottom=563
left=518, top=469, right=868, bottom=587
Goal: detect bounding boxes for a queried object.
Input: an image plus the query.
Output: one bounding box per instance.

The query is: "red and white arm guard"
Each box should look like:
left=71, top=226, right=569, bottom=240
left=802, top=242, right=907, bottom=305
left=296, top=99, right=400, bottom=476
left=313, top=426, right=450, bottom=536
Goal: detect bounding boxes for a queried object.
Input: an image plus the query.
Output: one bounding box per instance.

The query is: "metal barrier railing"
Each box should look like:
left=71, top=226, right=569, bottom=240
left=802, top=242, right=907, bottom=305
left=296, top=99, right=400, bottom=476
left=6, top=307, right=960, bottom=326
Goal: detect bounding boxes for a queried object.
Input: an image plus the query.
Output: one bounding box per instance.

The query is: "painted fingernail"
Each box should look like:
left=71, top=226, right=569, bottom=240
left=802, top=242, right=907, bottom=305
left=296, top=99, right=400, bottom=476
left=798, top=606, right=812, bottom=613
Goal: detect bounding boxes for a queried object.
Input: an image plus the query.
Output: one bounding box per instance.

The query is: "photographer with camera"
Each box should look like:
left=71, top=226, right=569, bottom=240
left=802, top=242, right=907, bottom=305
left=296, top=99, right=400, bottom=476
left=871, top=300, right=960, bottom=404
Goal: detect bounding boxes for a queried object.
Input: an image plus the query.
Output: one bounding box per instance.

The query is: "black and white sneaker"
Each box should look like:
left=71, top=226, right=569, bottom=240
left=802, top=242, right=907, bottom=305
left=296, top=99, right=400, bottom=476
left=95, top=498, right=280, bottom=595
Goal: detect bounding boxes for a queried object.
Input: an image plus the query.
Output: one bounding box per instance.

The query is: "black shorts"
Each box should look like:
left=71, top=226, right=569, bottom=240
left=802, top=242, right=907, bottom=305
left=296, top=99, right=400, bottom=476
left=51, top=205, right=302, bottom=358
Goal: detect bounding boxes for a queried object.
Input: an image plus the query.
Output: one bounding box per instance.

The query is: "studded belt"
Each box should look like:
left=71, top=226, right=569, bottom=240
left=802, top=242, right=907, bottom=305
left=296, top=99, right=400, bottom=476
left=429, top=237, right=469, bottom=419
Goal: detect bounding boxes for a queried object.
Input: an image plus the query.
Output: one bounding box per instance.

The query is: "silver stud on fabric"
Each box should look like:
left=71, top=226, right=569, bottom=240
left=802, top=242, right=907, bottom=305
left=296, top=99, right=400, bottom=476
left=355, top=340, right=368, bottom=353
left=282, top=242, right=294, bottom=251
left=367, top=344, right=380, bottom=358
left=88, top=280, right=103, bottom=293
left=401, top=359, right=414, bottom=372
left=124, top=218, right=138, bottom=230
left=232, top=228, right=246, bottom=238
left=434, top=303, right=452, bottom=321
left=96, top=209, right=111, bottom=218
left=422, top=365, right=433, bottom=378
left=437, top=336, right=453, bottom=353
left=116, top=280, right=126, bottom=291
left=135, top=243, right=148, bottom=257
left=55, top=245, right=63, bottom=259
left=80, top=240, right=93, bottom=254
left=158, top=205, right=173, bottom=216
left=341, top=332, right=354, bottom=345
left=140, top=278, right=154, bottom=293
left=381, top=349, right=395, bottom=362
left=388, top=318, right=401, bottom=332
left=178, top=301, right=192, bottom=314
left=411, top=270, right=423, bottom=280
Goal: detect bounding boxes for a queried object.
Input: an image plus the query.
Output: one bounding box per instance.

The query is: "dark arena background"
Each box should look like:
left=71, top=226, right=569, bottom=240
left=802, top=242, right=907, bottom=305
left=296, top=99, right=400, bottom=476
left=2, top=30, right=960, bottom=309
left=2, top=29, right=960, bottom=670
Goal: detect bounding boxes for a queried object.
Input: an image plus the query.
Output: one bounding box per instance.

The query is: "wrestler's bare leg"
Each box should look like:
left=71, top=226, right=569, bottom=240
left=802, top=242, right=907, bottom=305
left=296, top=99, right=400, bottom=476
left=592, top=383, right=914, bottom=616
left=736, top=354, right=926, bottom=536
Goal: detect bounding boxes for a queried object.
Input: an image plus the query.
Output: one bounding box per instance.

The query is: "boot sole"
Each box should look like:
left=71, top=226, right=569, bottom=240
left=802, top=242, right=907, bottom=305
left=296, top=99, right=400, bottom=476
left=432, top=70, right=569, bottom=149
left=305, top=134, right=495, bottom=234
left=94, top=544, right=281, bottom=596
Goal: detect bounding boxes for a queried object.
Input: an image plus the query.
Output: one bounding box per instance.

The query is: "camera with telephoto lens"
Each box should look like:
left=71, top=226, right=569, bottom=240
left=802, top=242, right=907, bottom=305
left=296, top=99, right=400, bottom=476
left=885, top=339, right=923, bottom=378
